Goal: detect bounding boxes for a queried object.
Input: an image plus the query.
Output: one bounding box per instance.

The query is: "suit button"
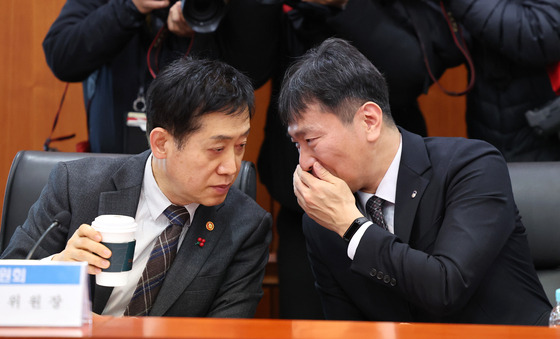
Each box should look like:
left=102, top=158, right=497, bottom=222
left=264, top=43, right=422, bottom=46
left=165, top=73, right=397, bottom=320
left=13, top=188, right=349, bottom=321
left=376, top=271, right=384, bottom=280
left=369, top=269, right=377, bottom=277
left=383, top=275, right=390, bottom=284
left=390, top=278, right=397, bottom=286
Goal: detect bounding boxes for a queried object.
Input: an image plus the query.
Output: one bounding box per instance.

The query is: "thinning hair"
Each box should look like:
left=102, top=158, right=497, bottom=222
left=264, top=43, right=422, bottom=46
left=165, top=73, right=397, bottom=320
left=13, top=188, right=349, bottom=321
left=279, top=37, right=394, bottom=126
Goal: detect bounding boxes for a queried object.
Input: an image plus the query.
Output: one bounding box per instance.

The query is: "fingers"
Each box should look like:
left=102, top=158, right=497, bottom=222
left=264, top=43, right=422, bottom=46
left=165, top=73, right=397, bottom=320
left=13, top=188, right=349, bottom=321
left=295, top=164, right=314, bottom=189
left=294, top=165, right=312, bottom=198
left=294, top=162, right=358, bottom=226
left=311, top=161, right=338, bottom=183
left=77, top=223, right=102, bottom=243
left=78, top=225, right=112, bottom=258
left=132, top=0, right=170, bottom=14
left=167, top=2, right=182, bottom=26
left=294, top=165, right=325, bottom=212
left=167, top=2, right=194, bottom=37
left=53, top=224, right=112, bottom=275
left=293, top=166, right=307, bottom=207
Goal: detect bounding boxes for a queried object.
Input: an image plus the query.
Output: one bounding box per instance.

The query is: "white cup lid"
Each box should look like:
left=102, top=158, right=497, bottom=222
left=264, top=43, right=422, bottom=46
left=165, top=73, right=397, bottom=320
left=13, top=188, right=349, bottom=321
left=92, top=215, right=137, bottom=232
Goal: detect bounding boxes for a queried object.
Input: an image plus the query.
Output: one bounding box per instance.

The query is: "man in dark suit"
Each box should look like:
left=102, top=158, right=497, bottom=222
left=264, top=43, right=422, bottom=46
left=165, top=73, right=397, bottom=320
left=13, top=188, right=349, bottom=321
left=1, top=57, right=272, bottom=318
left=278, top=37, right=552, bottom=325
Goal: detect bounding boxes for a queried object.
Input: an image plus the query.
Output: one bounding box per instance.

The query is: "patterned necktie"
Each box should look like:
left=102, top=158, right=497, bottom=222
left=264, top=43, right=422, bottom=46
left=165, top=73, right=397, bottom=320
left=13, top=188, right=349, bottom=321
left=366, top=196, right=388, bottom=231
left=125, top=205, right=190, bottom=316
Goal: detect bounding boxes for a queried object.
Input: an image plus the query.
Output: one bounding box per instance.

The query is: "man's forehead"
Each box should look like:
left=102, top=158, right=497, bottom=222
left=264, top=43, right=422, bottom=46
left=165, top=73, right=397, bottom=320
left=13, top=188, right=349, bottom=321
left=287, top=125, right=303, bottom=137
left=187, top=111, right=250, bottom=140
left=209, top=126, right=251, bottom=140
left=287, top=107, right=316, bottom=136
left=287, top=108, right=336, bottom=138
left=287, top=120, right=312, bottom=138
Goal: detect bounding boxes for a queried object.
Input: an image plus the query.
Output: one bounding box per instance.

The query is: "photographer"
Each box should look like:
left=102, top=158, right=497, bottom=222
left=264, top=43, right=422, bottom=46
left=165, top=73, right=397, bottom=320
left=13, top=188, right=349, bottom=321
left=445, top=0, right=560, bottom=161
left=43, top=0, right=281, bottom=154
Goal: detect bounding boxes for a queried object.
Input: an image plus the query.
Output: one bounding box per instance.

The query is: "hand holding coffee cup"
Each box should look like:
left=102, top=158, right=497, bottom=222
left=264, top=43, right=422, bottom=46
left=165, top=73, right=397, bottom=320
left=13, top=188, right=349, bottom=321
left=91, top=215, right=138, bottom=287
left=52, top=223, right=113, bottom=275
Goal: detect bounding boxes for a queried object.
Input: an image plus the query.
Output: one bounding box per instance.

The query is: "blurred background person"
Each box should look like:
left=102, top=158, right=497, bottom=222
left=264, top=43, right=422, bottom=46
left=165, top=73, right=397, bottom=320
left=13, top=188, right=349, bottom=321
left=43, top=0, right=281, bottom=154
left=445, top=0, right=560, bottom=161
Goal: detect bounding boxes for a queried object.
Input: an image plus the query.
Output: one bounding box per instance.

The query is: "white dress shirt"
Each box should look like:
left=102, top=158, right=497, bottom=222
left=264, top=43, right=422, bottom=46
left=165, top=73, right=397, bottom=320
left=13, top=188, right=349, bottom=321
left=102, top=154, right=199, bottom=316
left=347, top=136, right=402, bottom=259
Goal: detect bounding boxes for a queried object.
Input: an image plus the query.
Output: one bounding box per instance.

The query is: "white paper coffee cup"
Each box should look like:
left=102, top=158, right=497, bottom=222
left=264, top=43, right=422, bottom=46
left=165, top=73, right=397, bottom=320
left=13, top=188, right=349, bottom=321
left=91, top=215, right=137, bottom=287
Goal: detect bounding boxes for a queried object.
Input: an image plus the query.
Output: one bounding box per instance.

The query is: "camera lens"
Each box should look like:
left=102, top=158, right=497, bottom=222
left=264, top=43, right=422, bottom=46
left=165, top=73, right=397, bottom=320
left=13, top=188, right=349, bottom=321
left=181, top=0, right=228, bottom=33
left=188, top=0, right=218, bottom=21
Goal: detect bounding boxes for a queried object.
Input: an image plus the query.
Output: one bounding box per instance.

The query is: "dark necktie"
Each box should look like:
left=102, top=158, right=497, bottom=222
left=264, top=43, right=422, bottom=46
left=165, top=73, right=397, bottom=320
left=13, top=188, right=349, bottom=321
left=125, top=205, right=189, bottom=316
left=366, top=196, right=388, bottom=231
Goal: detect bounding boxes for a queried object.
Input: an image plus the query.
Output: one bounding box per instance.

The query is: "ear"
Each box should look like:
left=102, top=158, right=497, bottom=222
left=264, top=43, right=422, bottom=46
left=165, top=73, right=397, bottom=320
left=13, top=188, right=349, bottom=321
left=359, top=101, right=383, bottom=142
left=150, top=127, right=171, bottom=159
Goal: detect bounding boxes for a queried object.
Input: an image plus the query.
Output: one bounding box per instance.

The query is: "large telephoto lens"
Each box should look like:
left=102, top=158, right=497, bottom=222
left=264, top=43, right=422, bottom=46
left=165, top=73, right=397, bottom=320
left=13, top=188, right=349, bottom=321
left=181, top=0, right=228, bottom=33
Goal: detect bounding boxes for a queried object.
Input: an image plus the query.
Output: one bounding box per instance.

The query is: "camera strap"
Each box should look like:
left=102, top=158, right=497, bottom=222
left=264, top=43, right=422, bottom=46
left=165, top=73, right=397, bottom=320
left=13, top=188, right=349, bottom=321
left=547, top=61, right=560, bottom=96
left=43, top=82, right=77, bottom=151
left=406, top=1, right=475, bottom=96
left=146, top=24, right=196, bottom=79
left=147, top=24, right=170, bottom=79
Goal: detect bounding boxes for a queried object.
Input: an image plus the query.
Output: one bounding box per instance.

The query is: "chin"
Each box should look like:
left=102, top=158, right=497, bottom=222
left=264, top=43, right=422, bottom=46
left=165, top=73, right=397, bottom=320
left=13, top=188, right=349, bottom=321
left=200, top=194, right=228, bottom=207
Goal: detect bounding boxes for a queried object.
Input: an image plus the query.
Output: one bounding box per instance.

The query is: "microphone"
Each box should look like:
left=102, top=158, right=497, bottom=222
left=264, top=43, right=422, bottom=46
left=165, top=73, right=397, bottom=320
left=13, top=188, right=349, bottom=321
left=26, top=211, right=72, bottom=260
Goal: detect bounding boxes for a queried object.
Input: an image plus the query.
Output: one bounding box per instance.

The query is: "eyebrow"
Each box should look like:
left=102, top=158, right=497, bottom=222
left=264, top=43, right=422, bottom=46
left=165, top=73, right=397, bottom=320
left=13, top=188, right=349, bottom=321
left=210, top=127, right=251, bottom=141
left=288, top=126, right=315, bottom=139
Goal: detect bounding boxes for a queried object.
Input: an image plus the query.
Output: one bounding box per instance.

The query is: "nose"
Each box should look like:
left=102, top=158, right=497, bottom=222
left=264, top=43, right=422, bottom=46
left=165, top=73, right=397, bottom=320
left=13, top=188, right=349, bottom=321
left=298, top=145, right=316, bottom=172
left=218, top=152, right=239, bottom=176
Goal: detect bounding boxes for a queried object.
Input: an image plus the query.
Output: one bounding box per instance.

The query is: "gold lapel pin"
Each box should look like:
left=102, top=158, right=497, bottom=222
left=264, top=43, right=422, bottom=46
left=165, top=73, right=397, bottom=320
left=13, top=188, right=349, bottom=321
left=206, top=221, right=215, bottom=231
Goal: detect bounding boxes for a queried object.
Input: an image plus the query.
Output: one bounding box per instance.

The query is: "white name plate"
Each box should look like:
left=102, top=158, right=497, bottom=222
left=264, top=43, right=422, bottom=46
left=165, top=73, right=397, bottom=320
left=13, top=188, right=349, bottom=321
left=0, top=260, right=91, bottom=327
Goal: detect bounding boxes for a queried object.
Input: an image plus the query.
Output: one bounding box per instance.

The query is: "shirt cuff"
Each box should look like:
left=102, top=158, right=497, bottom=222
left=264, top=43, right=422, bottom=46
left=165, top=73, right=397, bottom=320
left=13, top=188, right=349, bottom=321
left=41, top=254, right=56, bottom=261
left=347, top=221, right=372, bottom=259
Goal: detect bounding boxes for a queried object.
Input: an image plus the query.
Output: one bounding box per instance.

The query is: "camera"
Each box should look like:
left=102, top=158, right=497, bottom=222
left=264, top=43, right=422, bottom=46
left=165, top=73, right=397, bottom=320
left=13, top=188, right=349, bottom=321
left=525, top=96, right=560, bottom=138
left=179, top=0, right=289, bottom=33
left=181, top=0, right=229, bottom=33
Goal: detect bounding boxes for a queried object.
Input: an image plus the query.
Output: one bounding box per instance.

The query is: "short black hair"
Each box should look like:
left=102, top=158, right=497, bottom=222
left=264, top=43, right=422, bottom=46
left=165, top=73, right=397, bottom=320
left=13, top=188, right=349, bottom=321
left=279, top=37, right=393, bottom=126
left=146, top=57, right=255, bottom=147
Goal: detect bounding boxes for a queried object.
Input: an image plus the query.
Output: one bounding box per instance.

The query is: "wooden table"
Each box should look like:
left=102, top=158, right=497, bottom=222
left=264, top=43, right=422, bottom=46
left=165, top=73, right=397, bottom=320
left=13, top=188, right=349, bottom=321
left=1, top=317, right=559, bottom=339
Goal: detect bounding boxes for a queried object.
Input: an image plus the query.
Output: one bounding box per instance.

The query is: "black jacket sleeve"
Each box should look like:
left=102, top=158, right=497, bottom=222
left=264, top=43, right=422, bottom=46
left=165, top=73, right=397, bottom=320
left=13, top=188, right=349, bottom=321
left=43, top=0, right=146, bottom=82
left=43, top=0, right=281, bottom=87
left=447, top=0, right=560, bottom=65
left=215, top=0, right=282, bottom=88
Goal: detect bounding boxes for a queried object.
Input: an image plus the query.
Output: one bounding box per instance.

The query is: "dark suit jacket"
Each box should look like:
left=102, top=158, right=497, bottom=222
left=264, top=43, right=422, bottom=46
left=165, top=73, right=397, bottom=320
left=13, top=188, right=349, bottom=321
left=303, top=128, right=551, bottom=325
left=1, top=151, right=272, bottom=318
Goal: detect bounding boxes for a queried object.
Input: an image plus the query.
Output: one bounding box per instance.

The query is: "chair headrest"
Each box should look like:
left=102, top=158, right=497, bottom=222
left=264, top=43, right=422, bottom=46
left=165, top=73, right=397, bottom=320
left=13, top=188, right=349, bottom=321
left=508, top=161, right=560, bottom=268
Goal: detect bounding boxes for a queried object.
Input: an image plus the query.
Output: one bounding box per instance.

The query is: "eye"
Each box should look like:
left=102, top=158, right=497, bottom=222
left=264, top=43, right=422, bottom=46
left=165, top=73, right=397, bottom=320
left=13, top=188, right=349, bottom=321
left=213, top=147, right=224, bottom=153
left=306, top=137, right=317, bottom=145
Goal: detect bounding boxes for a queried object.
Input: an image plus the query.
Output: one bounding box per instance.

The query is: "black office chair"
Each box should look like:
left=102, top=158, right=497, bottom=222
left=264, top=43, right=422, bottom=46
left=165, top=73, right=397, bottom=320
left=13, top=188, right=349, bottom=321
left=507, top=161, right=560, bottom=305
left=0, top=150, right=256, bottom=253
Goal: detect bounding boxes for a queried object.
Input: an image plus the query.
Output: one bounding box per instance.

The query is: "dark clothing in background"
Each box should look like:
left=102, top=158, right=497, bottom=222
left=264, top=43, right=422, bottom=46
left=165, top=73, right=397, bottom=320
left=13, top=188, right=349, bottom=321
left=446, top=0, right=560, bottom=161
left=43, top=0, right=280, bottom=154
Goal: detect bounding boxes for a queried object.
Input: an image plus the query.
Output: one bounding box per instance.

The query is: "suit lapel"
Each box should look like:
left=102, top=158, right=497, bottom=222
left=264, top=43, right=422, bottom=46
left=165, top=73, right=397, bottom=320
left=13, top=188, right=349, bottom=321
left=149, top=204, right=227, bottom=316
left=92, top=151, right=147, bottom=314
left=393, top=129, right=431, bottom=243
left=97, top=151, right=148, bottom=217
left=98, top=188, right=142, bottom=217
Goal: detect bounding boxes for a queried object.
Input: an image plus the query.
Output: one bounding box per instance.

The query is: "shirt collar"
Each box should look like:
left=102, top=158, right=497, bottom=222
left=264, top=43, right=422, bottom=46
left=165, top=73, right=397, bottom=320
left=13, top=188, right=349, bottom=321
left=357, top=133, right=402, bottom=207
left=143, top=153, right=199, bottom=224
